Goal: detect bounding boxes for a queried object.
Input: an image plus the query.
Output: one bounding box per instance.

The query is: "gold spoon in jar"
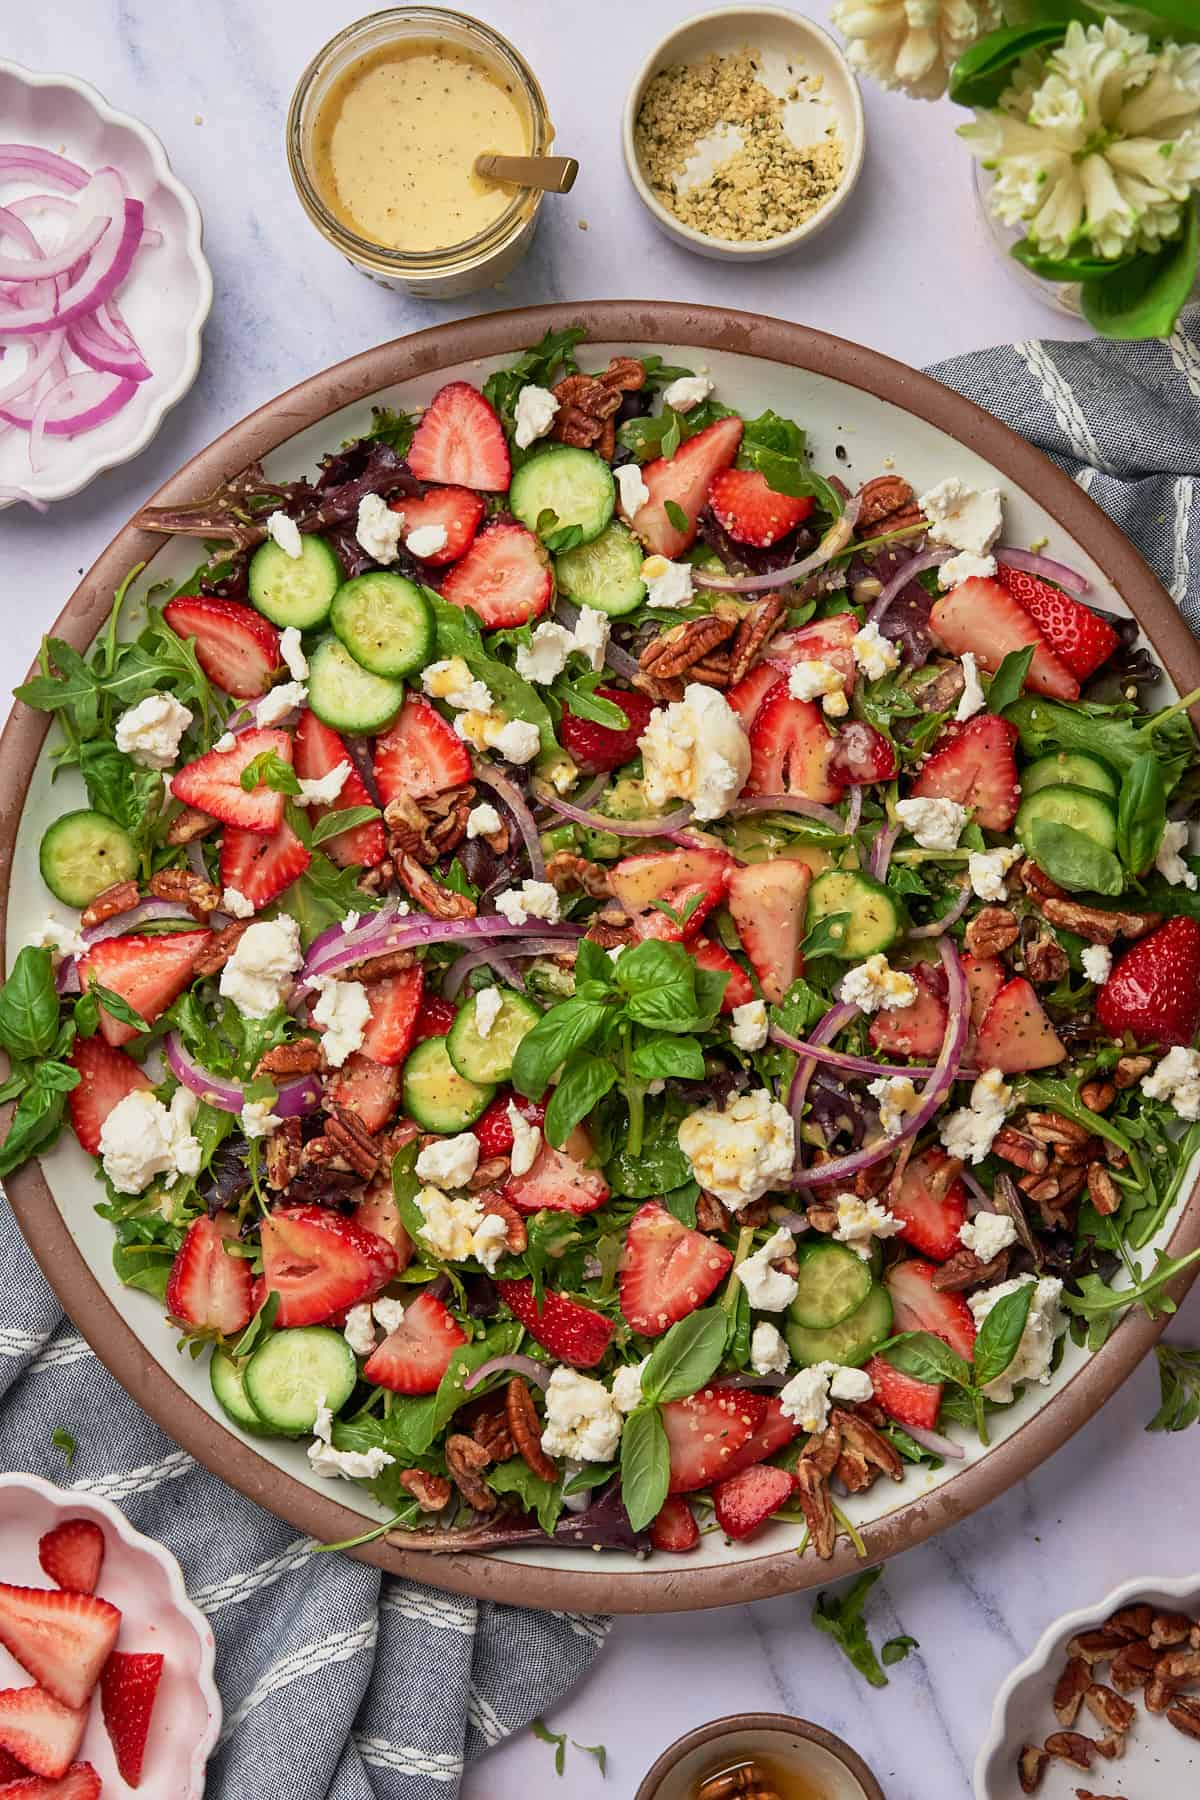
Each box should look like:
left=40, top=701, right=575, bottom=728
left=474, top=153, right=579, bottom=193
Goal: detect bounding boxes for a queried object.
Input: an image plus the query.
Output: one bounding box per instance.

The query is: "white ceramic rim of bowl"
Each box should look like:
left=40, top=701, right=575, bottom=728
left=620, top=3, right=865, bottom=257
left=0, top=59, right=214, bottom=509
left=973, top=1569, right=1200, bottom=1796
left=0, top=1470, right=221, bottom=1794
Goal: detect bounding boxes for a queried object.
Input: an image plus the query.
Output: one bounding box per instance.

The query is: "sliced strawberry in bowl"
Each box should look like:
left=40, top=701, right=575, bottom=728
left=219, top=815, right=311, bottom=911
left=407, top=380, right=511, bottom=491
left=866, top=1354, right=942, bottom=1432
left=618, top=1203, right=733, bottom=1337
left=38, top=1521, right=104, bottom=1597
left=727, top=660, right=783, bottom=731
left=66, top=1037, right=151, bottom=1153
left=165, top=1214, right=255, bottom=1337
left=929, top=575, right=1079, bottom=701
left=0, top=1761, right=103, bottom=1798
left=0, top=1689, right=88, bottom=1781
left=1097, top=916, right=1200, bottom=1047
left=868, top=963, right=949, bottom=1060
left=260, top=1204, right=398, bottom=1327
left=413, top=995, right=458, bottom=1042
left=358, top=966, right=425, bottom=1066
left=364, top=1290, right=468, bottom=1394
left=829, top=719, right=897, bottom=786
left=909, top=712, right=1020, bottom=832
left=727, top=859, right=812, bottom=1004
left=373, top=694, right=471, bottom=805
left=708, top=467, right=814, bottom=547
left=649, top=1496, right=699, bottom=1553
left=440, top=521, right=553, bottom=629
left=171, top=726, right=294, bottom=834
left=962, top=951, right=1006, bottom=1055
left=294, top=709, right=386, bottom=869
left=886, top=1257, right=977, bottom=1362
left=0, top=1585, right=121, bottom=1712
left=689, top=936, right=754, bottom=1011
left=714, top=1395, right=800, bottom=1480
left=747, top=686, right=843, bottom=803
left=627, top=416, right=743, bottom=557
left=975, top=976, right=1066, bottom=1072
left=994, top=562, right=1119, bottom=681
left=163, top=595, right=281, bottom=698
left=496, top=1279, right=614, bottom=1368
left=80, top=929, right=212, bottom=1047
left=558, top=685, right=653, bottom=774
left=99, top=1649, right=163, bottom=1789
left=324, top=1053, right=401, bottom=1134
left=767, top=613, right=861, bottom=688
left=609, top=846, right=733, bottom=933
left=474, top=1092, right=546, bottom=1158
left=889, top=1145, right=968, bottom=1262
left=505, top=1129, right=609, bottom=1216
left=354, top=1183, right=414, bottom=1266
left=388, top=484, right=485, bottom=565
left=663, top=1387, right=767, bottom=1493
left=712, top=1462, right=796, bottom=1540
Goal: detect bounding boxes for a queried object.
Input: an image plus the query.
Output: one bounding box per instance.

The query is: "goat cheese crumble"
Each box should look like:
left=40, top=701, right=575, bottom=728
left=956, top=651, right=986, bottom=720
left=729, top=999, right=768, bottom=1051
left=833, top=1192, right=904, bottom=1259
left=1081, top=943, right=1113, bottom=984
left=221, top=886, right=256, bottom=920
left=734, top=1227, right=799, bottom=1311
left=114, top=693, right=194, bottom=770
left=406, top=523, right=449, bottom=559
left=868, top=1074, right=923, bottom=1139
left=310, top=977, right=371, bottom=1068
left=254, top=681, right=307, bottom=728
left=495, top=881, right=561, bottom=926
left=266, top=510, right=303, bottom=559
left=939, top=1067, right=1012, bottom=1164
left=677, top=1089, right=794, bottom=1210
left=99, top=1088, right=202, bottom=1196
left=415, top=1131, right=481, bottom=1189
left=662, top=373, right=713, bottom=411
left=918, top=477, right=1003, bottom=557
left=840, top=954, right=917, bottom=1013
left=852, top=621, right=900, bottom=681
left=308, top=1397, right=394, bottom=1481
left=297, top=761, right=351, bottom=808
left=540, top=1366, right=624, bottom=1463
left=280, top=626, right=309, bottom=681
left=1141, top=1046, right=1200, bottom=1122
left=219, top=916, right=303, bottom=1019
left=788, top=658, right=849, bottom=717
left=639, top=683, right=750, bottom=822
left=750, top=1322, right=791, bottom=1377
left=615, top=462, right=650, bottom=516
left=939, top=551, right=997, bottom=590
left=968, top=1275, right=1066, bottom=1403
left=968, top=843, right=1022, bottom=902
left=895, top=796, right=968, bottom=850
left=474, top=986, right=503, bottom=1038
left=641, top=554, right=694, bottom=610
left=355, top=491, right=404, bottom=564
left=960, top=1210, right=1018, bottom=1262
left=507, top=1102, right=543, bottom=1177
left=1155, top=819, right=1197, bottom=890
left=779, top=1361, right=874, bottom=1433
left=513, top=383, right=559, bottom=449
left=466, top=801, right=502, bottom=840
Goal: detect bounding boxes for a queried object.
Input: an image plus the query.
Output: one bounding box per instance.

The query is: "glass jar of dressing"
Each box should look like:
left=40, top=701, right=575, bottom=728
left=287, top=7, right=553, bottom=299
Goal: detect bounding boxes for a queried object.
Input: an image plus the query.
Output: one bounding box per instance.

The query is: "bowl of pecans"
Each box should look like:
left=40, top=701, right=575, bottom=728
left=975, top=1574, right=1200, bottom=1799
left=635, top=1711, right=885, bottom=1800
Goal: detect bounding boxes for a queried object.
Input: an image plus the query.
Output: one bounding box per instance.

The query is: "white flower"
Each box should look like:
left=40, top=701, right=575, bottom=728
left=833, top=0, right=1002, bottom=101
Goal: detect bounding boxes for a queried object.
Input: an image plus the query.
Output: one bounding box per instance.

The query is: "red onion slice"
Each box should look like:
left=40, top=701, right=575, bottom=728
left=533, top=782, right=693, bottom=838
left=0, top=144, right=89, bottom=192
left=442, top=946, right=526, bottom=999
left=2, top=367, right=139, bottom=436
left=462, top=1354, right=551, bottom=1392
left=301, top=910, right=584, bottom=985
left=67, top=314, right=151, bottom=382
left=81, top=898, right=196, bottom=948
left=867, top=549, right=951, bottom=626
left=901, top=1423, right=965, bottom=1460
left=786, top=998, right=856, bottom=1141
left=0, top=210, right=108, bottom=283
left=0, top=327, right=64, bottom=409
left=165, top=1031, right=322, bottom=1117
left=770, top=1026, right=939, bottom=1082
left=0, top=197, right=144, bottom=334
left=907, top=883, right=971, bottom=938
left=692, top=496, right=863, bottom=594
left=728, top=794, right=846, bottom=832
left=472, top=761, right=545, bottom=880
left=996, top=547, right=1089, bottom=596
left=868, top=824, right=898, bottom=882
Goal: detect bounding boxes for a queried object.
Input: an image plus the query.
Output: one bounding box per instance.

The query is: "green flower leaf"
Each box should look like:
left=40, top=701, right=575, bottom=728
left=1081, top=202, right=1199, bottom=343
left=948, top=22, right=1068, bottom=108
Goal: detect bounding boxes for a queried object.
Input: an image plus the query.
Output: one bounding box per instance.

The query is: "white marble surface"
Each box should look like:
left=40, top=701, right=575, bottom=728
left=0, top=4, right=1191, bottom=1797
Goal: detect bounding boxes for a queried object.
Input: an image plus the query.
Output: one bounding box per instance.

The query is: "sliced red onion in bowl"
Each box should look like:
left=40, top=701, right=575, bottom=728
left=996, top=547, right=1089, bottom=596
left=907, top=883, right=971, bottom=938
left=0, top=209, right=108, bottom=282
left=80, top=897, right=196, bottom=947
left=0, top=144, right=90, bottom=192
left=533, top=782, right=693, bottom=838
left=165, top=1031, right=322, bottom=1117
left=472, top=760, right=545, bottom=880
left=867, top=548, right=951, bottom=626
left=462, top=1354, right=551, bottom=1393
left=727, top=794, right=846, bottom=833
left=67, top=314, right=152, bottom=382
left=692, top=496, right=863, bottom=594
left=770, top=1025, right=938, bottom=1081
left=0, top=327, right=65, bottom=410
left=300, top=909, right=585, bottom=986
left=901, top=1423, right=965, bottom=1460
left=867, top=823, right=898, bottom=882
left=0, top=195, right=144, bottom=334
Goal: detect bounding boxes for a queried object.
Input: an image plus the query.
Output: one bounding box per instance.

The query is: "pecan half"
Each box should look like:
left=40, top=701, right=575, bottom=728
left=1084, top=1685, right=1135, bottom=1735
left=1156, top=1647, right=1200, bottom=1683
left=265, top=1117, right=303, bottom=1191
left=1086, top=1164, right=1122, bottom=1217
left=479, top=1191, right=526, bottom=1252
left=256, top=1038, right=322, bottom=1078
left=696, top=1191, right=733, bottom=1234
left=688, top=651, right=732, bottom=689
left=800, top=1420, right=842, bottom=1481
left=1110, top=1641, right=1158, bottom=1692
left=166, top=806, right=218, bottom=845
left=1018, top=1744, right=1049, bottom=1793
left=991, top=1126, right=1050, bottom=1174
left=727, top=594, right=785, bottom=686
left=471, top=1405, right=515, bottom=1464
left=149, top=866, right=222, bottom=918
left=1055, top=1658, right=1093, bottom=1728
left=396, top=853, right=476, bottom=919
left=1145, top=1676, right=1175, bottom=1713
left=932, top=1248, right=1010, bottom=1292
left=1069, top=1632, right=1127, bottom=1666
left=544, top=850, right=612, bottom=898
left=445, top=1433, right=496, bottom=1512
left=1149, top=1610, right=1195, bottom=1648
left=792, top=1459, right=836, bottom=1559
left=964, top=906, right=1020, bottom=958
left=1040, top=895, right=1161, bottom=945
left=507, top=1376, right=558, bottom=1483
left=398, top=1469, right=452, bottom=1512
left=326, top=1107, right=380, bottom=1181
left=596, top=355, right=646, bottom=393
left=1113, top=1054, right=1153, bottom=1091
left=856, top=474, right=924, bottom=534
left=1105, top=1604, right=1154, bottom=1642
left=1026, top=1110, right=1095, bottom=1149
left=191, top=919, right=250, bottom=977
left=1167, top=1697, right=1200, bottom=1739
left=1079, top=1079, right=1116, bottom=1114
left=832, top=1409, right=903, bottom=1482
left=1045, top=1732, right=1096, bottom=1770
left=80, top=879, right=140, bottom=929
left=1025, top=932, right=1070, bottom=987
left=639, top=611, right=738, bottom=680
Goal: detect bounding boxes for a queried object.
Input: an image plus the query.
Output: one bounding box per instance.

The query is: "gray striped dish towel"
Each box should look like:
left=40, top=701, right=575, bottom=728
left=2, top=302, right=1198, bottom=1798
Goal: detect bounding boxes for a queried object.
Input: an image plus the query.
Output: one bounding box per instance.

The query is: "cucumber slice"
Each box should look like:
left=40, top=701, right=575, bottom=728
left=307, top=636, right=405, bottom=734
left=39, top=809, right=137, bottom=908
left=509, top=447, right=614, bottom=547
left=1021, top=751, right=1117, bottom=800
left=446, top=987, right=540, bottom=1086
left=402, top=1035, right=495, bottom=1133
left=788, top=1241, right=874, bottom=1330
left=248, top=533, right=341, bottom=629
left=785, top=1282, right=893, bottom=1370
left=330, top=572, right=434, bottom=678
left=210, top=1348, right=279, bottom=1436
left=554, top=521, right=646, bottom=617
left=806, top=868, right=903, bottom=960
left=242, top=1327, right=356, bottom=1437
left=1015, top=783, right=1117, bottom=852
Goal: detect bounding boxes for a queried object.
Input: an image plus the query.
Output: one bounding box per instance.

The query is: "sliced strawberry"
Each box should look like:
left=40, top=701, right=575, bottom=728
left=865, top=1354, right=942, bottom=1432
left=37, top=1522, right=104, bottom=1598
left=0, top=1748, right=26, bottom=1783
left=727, top=660, right=783, bottom=731
left=558, top=685, right=654, bottom=775
left=715, top=1395, right=801, bottom=1480
left=609, top=847, right=732, bottom=935
left=868, top=963, right=948, bottom=1060
left=440, top=521, right=552, bottom=629
left=663, top=1387, right=767, bottom=1494
left=66, top=1037, right=151, bottom=1153
left=358, top=966, right=424, bottom=1066
left=909, top=713, right=1021, bottom=832
left=690, top=936, right=755, bottom=1012
left=649, top=1495, right=699, bottom=1554
left=976, top=976, right=1066, bottom=1072
left=260, top=1205, right=397, bottom=1327
left=412, top=996, right=457, bottom=1043
left=747, top=685, right=842, bottom=804
left=1097, top=917, right=1200, bottom=1048
left=99, top=1650, right=162, bottom=1788
left=324, top=1053, right=401, bottom=1133
left=994, top=562, right=1119, bottom=681
left=619, top=1203, right=733, bottom=1338
left=294, top=710, right=386, bottom=869
left=886, top=1258, right=976, bottom=1363
left=0, top=1763, right=102, bottom=1800
left=505, top=1128, right=609, bottom=1217
left=474, top=1092, right=546, bottom=1157
left=354, top=1164, right=416, bottom=1264
left=963, top=952, right=1007, bottom=1036
left=727, top=859, right=812, bottom=1004
left=388, top=484, right=485, bottom=565
left=929, top=576, right=1079, bottom=701
left=829, top=720, right=897, bottom=786
left=0, top=1586, right=120, bottom=1713
left=363, top=1290, right=467, bottom=1394
left=407, top=381, right=511, bottom=491
left=713, top=1462, right=796, bottom=1541
left=79, top=929, right=212, bottom=1047
left=171, top=726, right=294, bottom=833
left=496, top=1279, right=614, bottom=1369
left=768, top=613, right=861, bottom=688
left=219, top=817, right=310, bottom=911
left=628, top=416, right=744, bottom=557
left=165, top=1215, right=254, bottom=1337
left=889, top=1146, right=968, bottom=1262
left=708, top=467, right=814, bottom=548
left=373, top=694, right=471, bottom=806
left=163, top=595, right=281, bottom=698
left=0, top=1691, right=87, bottom=1781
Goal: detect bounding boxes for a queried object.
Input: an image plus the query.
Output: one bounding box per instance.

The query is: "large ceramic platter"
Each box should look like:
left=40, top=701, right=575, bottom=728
left=3, top=302, right=1198, bottom=1613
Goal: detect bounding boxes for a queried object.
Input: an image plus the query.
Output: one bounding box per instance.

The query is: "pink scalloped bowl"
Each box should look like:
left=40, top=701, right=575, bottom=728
left=0, top=1473, right=220, bottom=1796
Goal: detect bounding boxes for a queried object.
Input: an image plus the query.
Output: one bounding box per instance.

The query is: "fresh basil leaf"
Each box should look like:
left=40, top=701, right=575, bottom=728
left=619, top=1405, right=670, bottom=1531
left=972, top=1284, right=1034, bottom=1390
left=948, top=21, right=1067, bottom=107
left=641, top=1308, right=727, bottom=1404
left=630, top=1033, right=706, bottom=1081
left=90, top=983, right=151, bottom=1036
left=1026, top=819, right=1124, bottom=896
left=1081, top=201, right=1199, bottom=343
left=487, top=1457, right=564, bottom=1536
left=239, top=748, right=300, bottom=796
left=987, top=645, right=1034, bottom=715
left=548, top=672, right=628, bottom=729
left=0, top=948, right=62, bottom=1060
left=512, top=998, right=610, bottom=1099
left=799, top=911, right=852, bottom=960
left=1148, top=1344, right=1200, bottom=1434
left=574, top=938, right=618, bottom=992
left=883, top=1331, right=974, bottom=1391
left=811, top=1568, right=889, bottom=1688
left=309, top=805, right=382, bottom=848
left=663, top=499, right=689, bottom=533
left=1115, top=751, right=1166, bottom=876
left=881, top=1634, right=919, bottom=1666
left=544, top=1052, right=617, bottom=1146
left=0, top=1075, right=73, bottom=1178
left=605, top=1105, right=693, bottom=1198
left=232, top=1288, right=280, bottom=1361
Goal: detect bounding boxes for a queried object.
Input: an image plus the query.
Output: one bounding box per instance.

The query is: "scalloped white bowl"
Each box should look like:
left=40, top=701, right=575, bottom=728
left=0, top=61, right=212, bottom=510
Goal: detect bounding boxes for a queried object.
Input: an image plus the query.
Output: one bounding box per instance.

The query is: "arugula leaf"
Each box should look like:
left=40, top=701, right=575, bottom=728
left=972, top=1284, right=1034, bottom=1390
left=1006, top=690, right=1200, bottom=795
left=544, top=1052, right=617, bottom=1147
left=360, top=404, right=417, bottom=455
left=637, top=354, right=696, bottom=392
left=285, top=849, right=381, bottom=948
left=309, top=805, right=382, bottom=848
left=617, top=405, right=685, bottom=464
left=0, top=947, right=61, bottom=1060
left=641, top=1309, right=727, bottom=1404
left=811, top=1569, right=889, bottom=1688
left=487, top=1457, right=563, bottom=1535
left=530, top=1719, right=568, bottom=1777
left=1115, top=751, right=1166, bottom=876
left=1147, top=1344, right=1200, bottom=1433
left=987, top=645, right=1034, bottom=715
left=549, top=672, right=628, bottom=729
left=1025, top=819, right=1124, bottom=897
left=511, top=998, right=610, bottom=1099
left=881, top=1634, right=919, bottom=1666
left=51, top=1428, right=77, bottom=1467
left=232, top=1289, right=280, bottom=1361
left=619, top=1404, right=671, bottom=1531
left=1063, top=1247, right=1200, bottom=1350
left=799, top=911, right=852, bottom=960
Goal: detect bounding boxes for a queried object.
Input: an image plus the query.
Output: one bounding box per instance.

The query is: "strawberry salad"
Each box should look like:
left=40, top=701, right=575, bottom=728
left=4, top=326, right=1200, bottom=1562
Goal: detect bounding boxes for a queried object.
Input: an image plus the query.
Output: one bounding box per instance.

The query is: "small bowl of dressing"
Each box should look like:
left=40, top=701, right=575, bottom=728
left=287, top=6, right=554, bottom=298
left=636, top=1713, right=886, bottom=1800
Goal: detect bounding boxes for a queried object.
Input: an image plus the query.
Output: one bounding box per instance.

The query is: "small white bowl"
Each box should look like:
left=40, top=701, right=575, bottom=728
left=976, top=1572, right=1200, bottom=1799
left=0, top=61, right=213, bottom=510
left=622, top=4, right=865, bottom=262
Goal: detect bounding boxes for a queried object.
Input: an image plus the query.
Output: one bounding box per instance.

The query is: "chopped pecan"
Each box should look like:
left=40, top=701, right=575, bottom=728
left=1084, top=1685, right=1135, bottom=1735
left=964, top=906, right=1020, bottom=958
left=357, top=857, right=397, bottom=895
left=471, top=1405, right=515, bottom=1464
left=1113, top=1054, right=1153, bottom=1091
left=544, top=850, right=612, bottom=898
left=738, top=1197, right=771, bottom=1228
left=326, top=1108, right=380, bottom=1181
left=479, top=1191, right=526, bottom=1252
left=584, top=907, right=634, bottom=950
left=1018, top=1744, right=1048, bottom=1794
left=383, top=791, right=429, bottom=859
left=148, top=866, right=222, bottom=919
left=347, top=948, right=418, bottom=982
left=1045, top=1732, right=1096, bottom=1770
left=506, top=1376, right=558, bottom=1483
left=915, top=661, right=966, bottom=714
left=1026, top=1110, right=1095, bottom=1149
left=639, top=611, right=738, bottom=680
left=1145, top=1676, right=1174, bottom=1713
left=1156, top=1647, right=1200, bottom=1683
left=469, top=1154, right=512, bottom=1193
left=834, top=1443, right=874, bottom=1495
left=1055, top=1658, right=1093, bottom=1728
left=80, top=879, right=140, bottom=929
left=1092, top=1730, right=1124, bottom=1761
left=856, top=474, right=924, bottom=534
left=932, top=1248, right=1010, bottom=1291
left=806, top=1203, right=839, bottom=1234
left=631, top=667, right=684, bottom=706
left=695, top=1191, right=732, bottom=1234
left=1110, top=1642, right=1158, bottom=1692
left=1069, top=1632, right=1127, bottom=1666
left=398, top=1469, right=453, bottom=1512
left=265, top=1117, right=303, bottom=1191
left=1086, top=1164, right=1122, bottom=1217
left=1167, top=1697, right=1200, bottom=1739
left=1106, top=1604, right=1154, bottom=1642
left=191, top=919, right=250, bottom=977
left=396, top=853, right=475, bottom=919
left=166, top=805, right=218, bottom=845
left=792, top=1459, right=837, bottom=1560
left=1149, top=1611, right=1196, bottom=1648
left=991, top=1127, right=1050, bottom=1174
left=1025, top=932, right=1071, bottom=986
left=1079, top=1079, right=1116, bottom=1114
left=1040, top=896, right=1161, bottom=945
left=832, top=1409, right=903, bottom=1483
left=800, top=1420, right=842, bottom=1481
left=445, top=1433, right=496, bottom=1512
left=688, top=651, right=732, bottom=688
left=727, top=594, right=786, bottom=685
left=596, top=355, right=646, bottom=393
left=256, top=1038, right=322, bottom=1078
left=552, top=372, right=624, bottom=419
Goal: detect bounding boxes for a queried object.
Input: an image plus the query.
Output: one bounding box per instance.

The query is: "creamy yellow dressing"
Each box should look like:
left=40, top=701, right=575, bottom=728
left=310, top=39, right=529, bottom=252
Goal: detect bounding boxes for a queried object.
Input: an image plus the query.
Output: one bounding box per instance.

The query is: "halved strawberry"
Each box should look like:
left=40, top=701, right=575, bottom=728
left=708, top=468, right=814, bottom=548
left=363, top=1290, right=468, bottom=1394
left=99, top=1650, right=163, bottom=1789
left=353, top=1184, right=414, bottom=1268
left=976, top=976, right=1066, bottom=1072
left=219, top=817, right=310, bottom=911
left=712, top=1462, right=796, bottom=1540
left=829, top=720, right=897, bottom=786
left=79, top=929, right=212, bottom=1047
left=727, top=859, right=811, bottom=1004
left=412, top=996, right=457, bottom=1043
left=609, top=847, right=733, bottom=935
left=1097, top=917, right=1200, bottom=1048
left=388, top=484, right=485, bottom=565
left=619, top=1202, right=733, bottom=1337
left=868, top=963, right=948, bottom=1060
left=929, top=576, right=1079, bottom=701
left=889, top=1146, right=968, bottom=1262
left=0, top=1690, right=87, bottom=1781
left=495, top=1280, right=614, bottom=1368
left=165, top=1215, right=254, bottom=1337
left=407, top=381, right=511, bottom=491
left=505, top=1128, right=609, bottom=1217
left=260, top=1205, right=397, bottom=1327
left=628, top=416, right=744, bottom=557
left=358, top=966, right=424, bottom=1066
left=727, top=660, right=783, bottom=731
left=650, top=1496, right=699, bottom=1553
left=373, top=694, right=471, bottom=805
left=163, top=596, right=281, bottom=698
left=865, top=1354, right=942, bottom=1432
left=909, top=713, right=1021, bottom=832
left=294, top=710, right=386, bottom=869
left=0, top=1586, right=120, bottom=1712
left=995, top=562, right=1119, bottom=681
left=558, top=685, right=654, bottom=775
left=474, top=1092, right=546, bottom=1157
left=0, top=1747, right=26, bottom=1783
left=715, top=1395, right=801, bottom=1481
left=963, top=952, right=1006, bottom=1036
left=886, top=1258, right=976, bottom=1362
left=440, top=521, right=553, bottom=629
left=767, top=614, right=861, bottom=689
left=0, top=1763, right=102, bottom=1799
left=747, top=686, right=842, bottom=803
left=171, top=727, right=294, bottom=834
left=690, top=936, right=755, bottom=1011
left=66, top=1037, right=151, bottom=1153
left=324, top=1053, right=401, bottom=1133
left=663, top=1387, right=767, bottom=1494
left=37, top=1522, right=104, bottom=1597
